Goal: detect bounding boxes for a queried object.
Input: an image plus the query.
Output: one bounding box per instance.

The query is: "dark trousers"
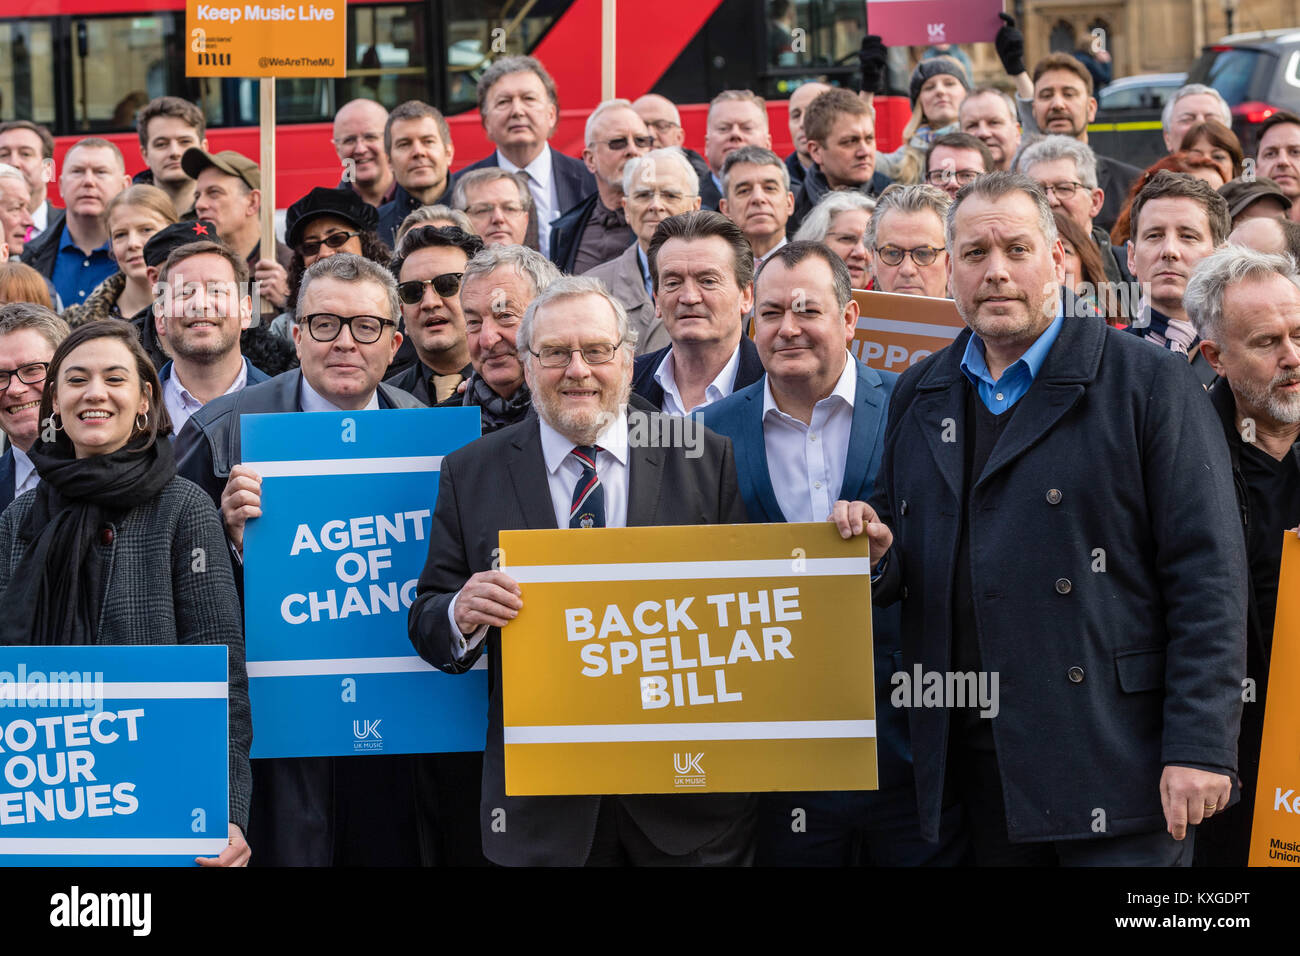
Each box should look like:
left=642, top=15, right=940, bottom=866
left=584, top=797, right=758, bottom=866
left=948, top=746, right=1195, bottom=866
left=756, top=787, right=968, bottom=866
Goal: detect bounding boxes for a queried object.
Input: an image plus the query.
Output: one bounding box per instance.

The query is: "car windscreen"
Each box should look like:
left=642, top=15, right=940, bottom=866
left=1190, top=47, right=1271, bottom=104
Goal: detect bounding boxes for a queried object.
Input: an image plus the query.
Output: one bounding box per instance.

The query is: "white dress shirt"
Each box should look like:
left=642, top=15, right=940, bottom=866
left=755, top=235, right=789, bottom=269
left=449, top=407, right=631, bottom=656
left=497, top=145, right=559, bottom=258
left=298, top=375, right=380, bottom=412
left=761, top=351, right=857, bottom=522
left=12, top=444, right=37, bottom=499
left=653, top=343, right=743, bottom=416
left=163, top=359, right=249, bottom=435
left=29, top=201, right=49, bottom=240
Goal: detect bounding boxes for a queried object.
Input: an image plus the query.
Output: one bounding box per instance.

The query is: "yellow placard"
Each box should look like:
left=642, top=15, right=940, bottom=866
left=851, top=289, right=966, bottom=374
left=1249, top=535, right=1300, bottom=866
left=498, top=523, right=877, bottom=795
left=186, top=0, right=346, bottom=77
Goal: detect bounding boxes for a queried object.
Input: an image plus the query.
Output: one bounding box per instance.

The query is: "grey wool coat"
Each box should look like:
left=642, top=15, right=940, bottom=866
left=0, top=475, right=253, bottom=831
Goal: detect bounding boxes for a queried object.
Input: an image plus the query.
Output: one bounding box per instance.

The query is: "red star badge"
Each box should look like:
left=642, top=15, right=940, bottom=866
left=193, top=223, right=209, bottom=236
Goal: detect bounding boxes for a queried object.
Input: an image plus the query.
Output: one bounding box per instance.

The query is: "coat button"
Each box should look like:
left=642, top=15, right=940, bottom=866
left=1067, top=665, right=1085, bottom=683
left=1046, top=488, right=1062, bottom=505
left=99, top=526, right=114, bottom=545
left=900, top=499, right=909, bottom=516
left=1055, top=577, right=1072, bottom=594
left=900, top=586, right=909, bottom=600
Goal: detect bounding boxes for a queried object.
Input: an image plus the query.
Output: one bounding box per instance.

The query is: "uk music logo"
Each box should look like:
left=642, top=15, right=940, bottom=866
left=673, top=752, right=705, bottom=789
left=352, top=718, right=383, bottom=752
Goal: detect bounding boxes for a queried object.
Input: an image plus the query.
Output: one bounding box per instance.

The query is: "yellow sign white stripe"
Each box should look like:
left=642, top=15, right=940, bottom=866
left=505, top=718, right=875, bottom=744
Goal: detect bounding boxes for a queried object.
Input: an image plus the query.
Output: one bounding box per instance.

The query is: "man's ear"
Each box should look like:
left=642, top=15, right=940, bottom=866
left=1199, top=338, right=1226, bottom=376
left=1089, top=187, right=1105, bottom=220
left=807, top=139, right=825, bottom=168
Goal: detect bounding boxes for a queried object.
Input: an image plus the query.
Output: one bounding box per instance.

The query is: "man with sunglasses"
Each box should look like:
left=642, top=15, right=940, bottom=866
left=0, top=303, right=67, bottom=510
left=550, top=99, right=653, bottom=275
left=176, top=253, right=429, bottom=867
left=867, top=184, right=952, bottom=300
left=384, top=226, right=483, bottom=405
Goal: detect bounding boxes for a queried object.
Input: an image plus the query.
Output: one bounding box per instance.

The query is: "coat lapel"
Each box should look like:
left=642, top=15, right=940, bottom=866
left=627, top=436, right=665, bottom=527
left=507, top=419, right=559, bottom=529
left=738, top=384, right=784, bottom=521
left=911, top=339, right=969, bottom=502
left=841, top=361, right=888, bottom=501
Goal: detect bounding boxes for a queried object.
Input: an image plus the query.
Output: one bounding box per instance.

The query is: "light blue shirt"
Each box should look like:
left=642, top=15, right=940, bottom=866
left=959, top=311, right=1064, bottom=415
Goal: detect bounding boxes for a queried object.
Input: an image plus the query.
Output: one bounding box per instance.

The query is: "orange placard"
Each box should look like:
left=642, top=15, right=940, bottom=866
left=1249, top=535, right=1300, bottom=866
left=851, top=288, right=966, bottom=374
left=186, top=0, right=346, bottom=77
left=498, top=523, right=877, bottom=796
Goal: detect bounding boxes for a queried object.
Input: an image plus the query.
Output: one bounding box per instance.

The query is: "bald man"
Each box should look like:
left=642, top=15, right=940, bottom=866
left=785, top=81, right=831, bottom=188
left=633, top=93, right=716, bottom=209
left=333, top=99, right=396, bottom=208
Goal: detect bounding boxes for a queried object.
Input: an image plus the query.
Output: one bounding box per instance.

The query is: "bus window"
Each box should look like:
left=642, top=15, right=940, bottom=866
left=766, top=0, right=865, bottom=71
left=0, top=20, right=55, bottom=125
left=341, top=3, right=430, bottom=109
left=444, top=0, right=562, bottom=115
left=70, top=16, right=175, bottom=132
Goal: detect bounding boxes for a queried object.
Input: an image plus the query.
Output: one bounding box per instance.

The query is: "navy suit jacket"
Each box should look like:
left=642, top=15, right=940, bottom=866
left=699, top=359, right=915, bottom=792
left=0, top=447, right=14, bottom=512
left=632, top=336, right=765, bottom=411
left=450, top=146, right=595, bottom=230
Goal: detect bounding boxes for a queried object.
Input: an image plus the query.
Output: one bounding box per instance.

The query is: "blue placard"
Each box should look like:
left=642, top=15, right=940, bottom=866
left=0, top=645, right=228, bottom=867
left=241, top=407, right=487, bottom=757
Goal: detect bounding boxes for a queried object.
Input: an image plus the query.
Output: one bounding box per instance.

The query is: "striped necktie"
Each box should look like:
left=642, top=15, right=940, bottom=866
left=568, top=445, right=605, bottom=529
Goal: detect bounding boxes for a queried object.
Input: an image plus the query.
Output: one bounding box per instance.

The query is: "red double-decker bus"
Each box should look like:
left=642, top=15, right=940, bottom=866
left=2, top=0, right=907, bottom=206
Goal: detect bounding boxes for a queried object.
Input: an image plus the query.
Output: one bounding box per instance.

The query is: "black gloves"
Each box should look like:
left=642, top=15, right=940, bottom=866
left=995, top=12, right=1026, bottom=77
left=858, top=34, right=888, bottom=94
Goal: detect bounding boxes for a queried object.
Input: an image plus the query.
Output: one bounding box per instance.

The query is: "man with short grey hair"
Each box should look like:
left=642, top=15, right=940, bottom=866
left=1163, top=84, right=1232, bottom=155
left=444, top=244, right=560, bottom=432
left=1185, top=246, right=1300, bottom=866
left=719, top=145, right=793, bottom=265
left=0, top=302, right=68, bottom=508
left=859, top=170, right=1247, bottom=866
left=451, top=56, right=595, bottom=258
left=409, top=274, right=757, bottom=866
left=0, top=163, right=34, bottom=259
left=959, top=86, right=1021, bottom=172
left=550, top=99, right=651, bottom=274
left=702, top=90, right=772, bottom=211
left=176, top=251, right=432, bottom=868
left=451, top=168, right=534, bottom=248
left=867, top=184, right=951, bottom=299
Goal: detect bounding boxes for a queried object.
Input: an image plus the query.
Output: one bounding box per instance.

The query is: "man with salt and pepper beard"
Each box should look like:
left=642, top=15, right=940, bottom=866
left=408, top=275, right=759, bottom=866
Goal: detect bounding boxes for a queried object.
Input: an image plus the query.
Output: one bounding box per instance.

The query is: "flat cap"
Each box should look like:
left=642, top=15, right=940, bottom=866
left=181, top=148, right=260, bottom=191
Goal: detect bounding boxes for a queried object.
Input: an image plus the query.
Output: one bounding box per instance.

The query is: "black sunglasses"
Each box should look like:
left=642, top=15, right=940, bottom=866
left=397, top=272, right=463, bottom=304
left=297, top=230, right=361, bottom=257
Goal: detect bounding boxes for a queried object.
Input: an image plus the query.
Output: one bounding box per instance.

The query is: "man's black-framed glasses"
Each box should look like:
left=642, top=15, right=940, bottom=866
left=397, top=272, right=463, bottom=304
left=0, top=362, right=49, bottom=391
left=298, top=230, right=361, bottom=258
left=302, top=313, right=396, bottom=344
left=529, top=342, right=623, bottom=368
left=875, top=245, right=946, bottom=267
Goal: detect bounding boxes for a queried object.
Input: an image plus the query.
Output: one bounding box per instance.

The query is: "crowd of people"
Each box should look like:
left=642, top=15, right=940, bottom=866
left=0, top=13, right=1296, bottom=868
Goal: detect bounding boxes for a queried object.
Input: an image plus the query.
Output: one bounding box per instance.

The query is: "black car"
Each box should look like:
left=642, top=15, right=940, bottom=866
left=1187, top=29, right=1300, bottom=155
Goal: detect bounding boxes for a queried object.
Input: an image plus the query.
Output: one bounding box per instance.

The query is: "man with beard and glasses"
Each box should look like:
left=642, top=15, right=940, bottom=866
left=408, top=275, right=757, bottom=866
left=1185, top=247, right=1300, bottom=866
left=385, top=226, right=482, bottom=404
left=442, top=243, right=560, bottom=433
left=153, top=240, right=269, bottom=433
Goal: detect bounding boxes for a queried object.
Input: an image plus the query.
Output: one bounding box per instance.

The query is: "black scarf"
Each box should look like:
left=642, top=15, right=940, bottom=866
left=462, top=372, right=531, bottom=434
left=0, top=434, right=176, bottom=645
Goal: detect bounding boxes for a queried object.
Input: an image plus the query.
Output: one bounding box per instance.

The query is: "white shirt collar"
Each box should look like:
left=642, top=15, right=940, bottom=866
left=538, top=404, right=630, bottom=475
left=755, top=235, right=789, bottom=267
left=11, top=443, right=36, bottom=495
left=497, top=144, right=553, bottom=187
left=653, top=342, right=743, bottom=415
left=298, top=373, right=381, bottom=413
left=761, top=349, right=857, bottom=421
left=170, top=358, right=249, bottom=407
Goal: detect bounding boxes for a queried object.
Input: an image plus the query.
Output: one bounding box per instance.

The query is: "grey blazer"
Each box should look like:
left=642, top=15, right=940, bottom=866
left=0, top=475, right=253, bottom=831
left=584, top=243, right=670, bottom=356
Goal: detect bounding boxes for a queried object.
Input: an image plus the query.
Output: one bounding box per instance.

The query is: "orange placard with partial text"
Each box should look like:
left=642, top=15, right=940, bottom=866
left=851, top=289, right=966, bottom=374
left=1249, top=535, right=1300, bottom=866
left=186, top=0, right=346, bottom=77
left=498, top=523, right=877, bottom=796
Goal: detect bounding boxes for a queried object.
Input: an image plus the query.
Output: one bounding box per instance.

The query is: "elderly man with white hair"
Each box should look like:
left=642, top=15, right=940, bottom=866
left=1163, top=84, right=1232, bottom=156
left=550, top=99, right=653, bottom=275
left=586, top=147, right=701, bottom=354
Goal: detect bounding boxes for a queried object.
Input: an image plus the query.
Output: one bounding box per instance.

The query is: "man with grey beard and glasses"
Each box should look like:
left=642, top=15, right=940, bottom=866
left=1186, top=246, right=1300, bottom=867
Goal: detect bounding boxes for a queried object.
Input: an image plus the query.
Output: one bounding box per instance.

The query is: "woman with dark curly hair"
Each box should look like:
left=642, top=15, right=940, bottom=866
left=269, top=187, right=393, bottom=340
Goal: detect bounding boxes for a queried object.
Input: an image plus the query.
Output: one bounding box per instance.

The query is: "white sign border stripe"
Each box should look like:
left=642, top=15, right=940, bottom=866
left=856, top=316, right=962, bottom=339
left=0, top=681, right=227, bottom=700
left=243, top=455, right=443, bottom=478
left=246, top=655, right=485, bottom=677
left=504, top=719, right=875, bottom=744
left=0, top=837, right=228, bottom=854
left=506, top=556, right=870, bottom=584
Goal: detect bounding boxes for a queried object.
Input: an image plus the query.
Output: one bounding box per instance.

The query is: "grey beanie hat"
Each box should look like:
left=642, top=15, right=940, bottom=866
left=909, top=57, right=971, bottom=108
